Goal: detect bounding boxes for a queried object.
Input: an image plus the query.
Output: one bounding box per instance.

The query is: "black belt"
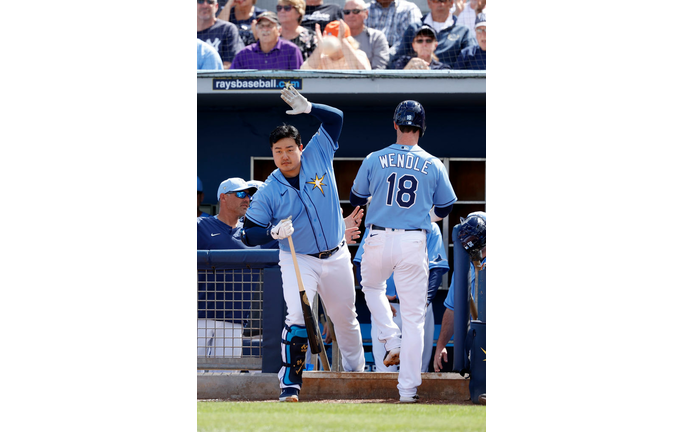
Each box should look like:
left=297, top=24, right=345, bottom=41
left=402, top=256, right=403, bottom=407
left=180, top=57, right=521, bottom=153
left=308, top=240, right=345, bottom=259
left=372, top=225, right=422, bottom=232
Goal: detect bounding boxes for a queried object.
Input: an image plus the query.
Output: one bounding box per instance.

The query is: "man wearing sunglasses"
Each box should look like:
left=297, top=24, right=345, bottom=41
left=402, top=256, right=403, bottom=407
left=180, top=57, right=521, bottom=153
left=342, top=0, right=389, bottom=69
left=389, top=0, right=474, bottom=69
left=197, top=0, right=245, bottom=69
left=197, top=177, right=258, bottom=250
left=389, top=24, right=450, bottom=70
left=197, top=177, right=261, bottom=366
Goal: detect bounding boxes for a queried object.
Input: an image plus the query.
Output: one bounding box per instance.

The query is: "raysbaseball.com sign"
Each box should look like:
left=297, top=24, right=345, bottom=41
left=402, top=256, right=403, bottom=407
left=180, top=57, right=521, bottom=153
left=212, top=78, right=302, bottom=91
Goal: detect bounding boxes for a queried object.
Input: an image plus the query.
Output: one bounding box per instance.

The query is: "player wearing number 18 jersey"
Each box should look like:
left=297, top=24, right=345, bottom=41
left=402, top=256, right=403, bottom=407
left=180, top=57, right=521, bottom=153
left=350, top=100, right=456, bottom=403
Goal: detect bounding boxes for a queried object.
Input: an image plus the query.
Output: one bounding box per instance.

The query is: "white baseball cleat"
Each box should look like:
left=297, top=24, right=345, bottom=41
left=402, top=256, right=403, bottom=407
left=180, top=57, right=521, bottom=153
left=383, top=347, right=401, bottom=367
left=399, top=395, right=419, bottom=403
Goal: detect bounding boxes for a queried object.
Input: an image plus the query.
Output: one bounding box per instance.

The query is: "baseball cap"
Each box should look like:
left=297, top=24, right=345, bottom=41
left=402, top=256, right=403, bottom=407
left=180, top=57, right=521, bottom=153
left=217, top=177, right=251, bottom=201
left=324, top=20, right=350, bottom=38
left=197, top=176, right=203, bottom=192
left=246, top=180, right=265, bottom=190
left=256, top=11, right=280, bottom=26
left=415, top=24, right=437, bottom=40
left=475, top=12, right=486, bottom=28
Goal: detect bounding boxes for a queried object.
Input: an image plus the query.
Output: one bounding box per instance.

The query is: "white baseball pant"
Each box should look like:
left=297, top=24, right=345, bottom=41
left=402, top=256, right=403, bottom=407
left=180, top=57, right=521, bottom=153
left=361, top=229, right=428, bottom=398
left=371, top=302, right=434, bottom=373
left=278, top=242, right=365, bottom=373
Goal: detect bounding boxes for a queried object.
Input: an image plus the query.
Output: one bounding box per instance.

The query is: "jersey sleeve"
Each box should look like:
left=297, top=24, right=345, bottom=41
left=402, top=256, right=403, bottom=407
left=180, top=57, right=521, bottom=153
left=433, top=161, right=457, bottom=207
left=350, top=155, right=372, bottom=198
left=443, top=273, right=455, bottom=311
left=244, top=185, right=273, bottom=227
left=309, top=103, right=343, bottom=146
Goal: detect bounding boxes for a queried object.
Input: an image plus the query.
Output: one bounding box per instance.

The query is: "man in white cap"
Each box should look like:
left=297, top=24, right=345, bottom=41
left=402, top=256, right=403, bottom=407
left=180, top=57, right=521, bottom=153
left=197, top=177, right=260, bottom=363
left=197, top=177, right=258, bottom=250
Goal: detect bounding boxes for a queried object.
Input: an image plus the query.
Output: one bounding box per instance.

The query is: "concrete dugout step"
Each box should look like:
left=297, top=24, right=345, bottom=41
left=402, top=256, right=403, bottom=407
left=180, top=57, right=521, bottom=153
left=198, top=372, right=470, bottom=401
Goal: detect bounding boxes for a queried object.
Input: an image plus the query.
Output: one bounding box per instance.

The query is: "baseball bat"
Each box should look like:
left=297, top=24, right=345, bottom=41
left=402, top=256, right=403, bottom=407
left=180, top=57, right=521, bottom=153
left=287, top=235, right=330, bottom=371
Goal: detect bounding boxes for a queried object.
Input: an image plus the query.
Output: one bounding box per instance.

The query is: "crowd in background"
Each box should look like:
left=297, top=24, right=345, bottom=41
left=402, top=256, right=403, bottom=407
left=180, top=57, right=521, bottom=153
left=197, top=0, right=486, bottom=71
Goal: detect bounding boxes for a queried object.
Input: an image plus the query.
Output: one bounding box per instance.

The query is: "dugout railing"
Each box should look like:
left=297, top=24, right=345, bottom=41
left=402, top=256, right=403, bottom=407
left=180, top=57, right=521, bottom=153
left=197, top=249, right=285, bottom=372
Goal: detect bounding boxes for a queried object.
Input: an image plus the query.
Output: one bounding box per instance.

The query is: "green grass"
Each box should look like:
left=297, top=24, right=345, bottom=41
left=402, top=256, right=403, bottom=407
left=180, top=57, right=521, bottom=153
left=197, top=401, right=486, bottom=432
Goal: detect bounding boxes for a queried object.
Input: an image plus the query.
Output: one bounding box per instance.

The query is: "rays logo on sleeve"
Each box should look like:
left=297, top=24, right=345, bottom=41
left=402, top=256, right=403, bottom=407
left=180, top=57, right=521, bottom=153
left=306, top=173, right=327, bottom=196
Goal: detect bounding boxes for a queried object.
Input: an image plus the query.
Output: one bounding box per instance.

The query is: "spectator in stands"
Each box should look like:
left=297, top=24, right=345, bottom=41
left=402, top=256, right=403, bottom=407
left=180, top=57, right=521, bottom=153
left=197, top=0, right=245, bottom=69
left=197, top=176, right=212, bottom=217
left=301, top=20, right=371, bottom=70
left=433, top=211, right=486, bottom=372
left=454, top=12, right=485, bottom=70
left=390, top=0, right=474, bottom=69
left=389, top=24, right=450, bottom=70
left=342, top=0, right=390, bottom=70
left=450, top=0, right=480, bottom=34
left=217, top=0, right=266, bottom=46
left=230, top=12, right=304, bottom=70
left=365, top=0, right=422, bottom=54
left=301, top=0, right=344, bottom=34
left=277, top=0, right=319, bottom=61
left=197, top=39, right=224, bottom=70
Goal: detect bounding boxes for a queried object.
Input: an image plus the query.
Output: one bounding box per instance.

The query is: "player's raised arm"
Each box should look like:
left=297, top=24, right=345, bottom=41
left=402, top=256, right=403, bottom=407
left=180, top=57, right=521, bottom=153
left=281, top=85, right=343, bottom=143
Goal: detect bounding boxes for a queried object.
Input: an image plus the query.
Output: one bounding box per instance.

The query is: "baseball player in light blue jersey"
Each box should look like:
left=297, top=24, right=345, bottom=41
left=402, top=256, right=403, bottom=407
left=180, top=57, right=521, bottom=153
left=241, top=86, right=365, bottom=403
left=349, top=100, right=456, bottom=403
left=354, top=221, right=449, bottom=372
left=434, top=211, right=486, bottom=372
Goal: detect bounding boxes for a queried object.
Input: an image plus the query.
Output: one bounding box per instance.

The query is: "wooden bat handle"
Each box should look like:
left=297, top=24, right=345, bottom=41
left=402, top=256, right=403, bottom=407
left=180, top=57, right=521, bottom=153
left=287, top=236, right=306, bottom=294
left=286, top=234, right=330, bottom=370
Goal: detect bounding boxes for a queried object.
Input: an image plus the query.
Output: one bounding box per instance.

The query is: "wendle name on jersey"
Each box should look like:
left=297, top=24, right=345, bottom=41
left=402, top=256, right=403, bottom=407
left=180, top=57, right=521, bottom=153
left=378, top=153, right=433, bottom=174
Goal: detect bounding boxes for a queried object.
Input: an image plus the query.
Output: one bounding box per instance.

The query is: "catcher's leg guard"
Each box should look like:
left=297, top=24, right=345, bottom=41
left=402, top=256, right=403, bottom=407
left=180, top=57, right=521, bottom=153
left=279, top=324, right=308, bottom=389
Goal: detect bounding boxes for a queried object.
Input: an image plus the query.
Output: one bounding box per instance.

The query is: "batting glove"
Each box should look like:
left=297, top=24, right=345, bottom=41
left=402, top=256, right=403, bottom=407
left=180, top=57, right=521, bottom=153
left=281, top=85, right=312, bottom=115
left=270, top=218, right=295, bottom=240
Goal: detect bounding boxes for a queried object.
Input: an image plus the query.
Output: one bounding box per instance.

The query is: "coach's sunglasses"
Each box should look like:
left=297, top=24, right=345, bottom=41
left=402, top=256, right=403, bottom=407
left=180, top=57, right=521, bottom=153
left=343, top=9, right=363, bottom=14
left=414, top=38, right=434, bottom=44
left=230, top=191, right=251, bottom=199
left=197, top=0, right=216, bottom=4
left=276, top=5, right=293, bottom=11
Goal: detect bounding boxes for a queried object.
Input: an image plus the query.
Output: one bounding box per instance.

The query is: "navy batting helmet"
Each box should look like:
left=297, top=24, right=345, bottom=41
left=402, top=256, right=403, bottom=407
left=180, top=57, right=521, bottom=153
left=457, top=213, right=486, bottom=261
left=393, top=100, right=426, bottom=137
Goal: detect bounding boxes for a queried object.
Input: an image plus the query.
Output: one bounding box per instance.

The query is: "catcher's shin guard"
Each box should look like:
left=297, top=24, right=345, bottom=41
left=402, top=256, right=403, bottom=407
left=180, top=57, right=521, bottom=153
left=280, top=324, right=308, bottom=388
